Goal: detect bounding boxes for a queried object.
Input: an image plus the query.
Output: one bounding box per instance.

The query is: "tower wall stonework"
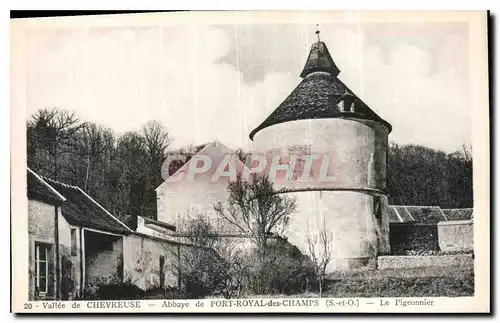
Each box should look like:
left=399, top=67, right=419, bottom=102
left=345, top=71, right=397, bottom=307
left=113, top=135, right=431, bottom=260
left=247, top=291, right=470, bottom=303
left=252, top=118, right=390, bottom=271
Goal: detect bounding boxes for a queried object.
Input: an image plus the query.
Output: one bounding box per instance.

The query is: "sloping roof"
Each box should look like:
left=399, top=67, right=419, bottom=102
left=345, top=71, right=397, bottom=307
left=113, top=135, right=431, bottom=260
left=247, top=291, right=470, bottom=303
left=388, top=206, right=402, bottom=223
left=157, top=141, right=253, bottom=189
left=405, top=206, right=448, bottom=224
left=392, top=206, right=416, bottom=223
left=27, top=168, right=66, bottom=205
left=442, top=208, right=474, bottom=221
left=29, top=169, right=132, bottom=235
left=143, top=217, right=177, bottom=232
left=249, top=39, right=391, bottom=140
left=388, top=205, right=448, bottom=224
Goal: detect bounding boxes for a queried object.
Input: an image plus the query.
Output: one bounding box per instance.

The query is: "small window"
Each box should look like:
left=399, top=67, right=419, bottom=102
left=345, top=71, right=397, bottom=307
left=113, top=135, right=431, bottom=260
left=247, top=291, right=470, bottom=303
left=337, top=100, right=345, bottom=111
left=35, top=242, right=51, bottom=295
left=70, top=229, right=77, bottom=256
left=337, top=93, right=355, bottom=113
left=346, top=101, right=355, bottom=113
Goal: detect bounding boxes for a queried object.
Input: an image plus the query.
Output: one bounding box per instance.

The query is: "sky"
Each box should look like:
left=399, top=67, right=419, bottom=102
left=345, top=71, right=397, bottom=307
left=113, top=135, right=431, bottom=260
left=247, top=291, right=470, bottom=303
left=23, top=19, right=472, bottom=153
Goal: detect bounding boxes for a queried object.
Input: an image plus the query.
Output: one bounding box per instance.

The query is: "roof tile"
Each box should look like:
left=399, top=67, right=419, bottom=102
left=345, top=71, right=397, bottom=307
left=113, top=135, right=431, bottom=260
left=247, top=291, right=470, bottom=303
left=249, top=40, right=391, bottom=139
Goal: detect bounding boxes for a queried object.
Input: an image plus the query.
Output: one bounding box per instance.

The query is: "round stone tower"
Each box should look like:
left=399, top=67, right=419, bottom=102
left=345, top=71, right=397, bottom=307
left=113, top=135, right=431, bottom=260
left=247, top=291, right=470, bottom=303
left=249, top=33, right=392, bottom=271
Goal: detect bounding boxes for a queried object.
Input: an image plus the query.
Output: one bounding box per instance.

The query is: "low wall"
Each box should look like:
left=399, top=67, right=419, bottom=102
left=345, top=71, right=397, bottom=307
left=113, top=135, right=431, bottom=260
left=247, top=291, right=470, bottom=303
left=437, top=220, right=473, bottom=252
left=377, top=254, right=474, bottom=269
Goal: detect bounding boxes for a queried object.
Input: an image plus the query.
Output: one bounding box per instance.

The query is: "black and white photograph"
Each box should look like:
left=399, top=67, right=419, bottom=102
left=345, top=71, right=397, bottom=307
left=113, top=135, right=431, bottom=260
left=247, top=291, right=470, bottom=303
left=10, top=10, right=490, bottom=313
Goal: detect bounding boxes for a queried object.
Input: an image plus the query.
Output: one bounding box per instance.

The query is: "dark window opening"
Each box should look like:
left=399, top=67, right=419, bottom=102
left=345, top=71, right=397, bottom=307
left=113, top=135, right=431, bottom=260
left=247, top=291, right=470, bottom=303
left=337, top=99, right=355, bottom=113
left=346, top=101, right=355, bottom=112
left=70, top=229, right=77, bottom=256
left=159, top=256, right=165, bottom=288
left=374, top=196, right=382, bottom=221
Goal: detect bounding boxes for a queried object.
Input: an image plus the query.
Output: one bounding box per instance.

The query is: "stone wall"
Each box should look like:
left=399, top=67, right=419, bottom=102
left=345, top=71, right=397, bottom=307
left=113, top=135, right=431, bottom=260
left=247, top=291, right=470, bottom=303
left=252, top=118, right=389, bottom=191
left=252, top=118, right=390, bottom=272
left=389, top=221, right=474, bottom=255
left=123, top=234, right=179, bottom=291
left=28, top=199, right=57, bottom=300
left=437, top=220, right=474, bottom=252
left=57, top=212, right=82, bottom=300
left=28, top=199, right=82, bottom=300
left=284, top=190, right=389, bottom=271
left=377, top=254, right=474, bottom=269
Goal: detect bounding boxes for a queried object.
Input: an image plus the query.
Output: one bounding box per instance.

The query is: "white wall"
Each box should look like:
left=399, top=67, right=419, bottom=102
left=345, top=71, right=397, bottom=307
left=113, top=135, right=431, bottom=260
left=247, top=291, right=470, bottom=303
left=284, top=190, right=388, bottom=271
left=157, top=180, right=236, bottom=233
left=252, top=118, right=388, bottom=191
left=253, top=118, right=390, bottom=271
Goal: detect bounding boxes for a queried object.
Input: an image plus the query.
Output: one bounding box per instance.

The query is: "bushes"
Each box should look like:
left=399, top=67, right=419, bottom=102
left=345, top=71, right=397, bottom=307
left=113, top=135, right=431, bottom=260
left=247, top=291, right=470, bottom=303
left=175, top=237, right=318, bottom=298
left=83, top=282, right=144, bottom=300
left=169, top=215, right=241, bottom=299
left=177, top=248, right=227, bottom=299
left=83, top=283, right=182, bottom=300
left=245, top=239, right=318, bottom=296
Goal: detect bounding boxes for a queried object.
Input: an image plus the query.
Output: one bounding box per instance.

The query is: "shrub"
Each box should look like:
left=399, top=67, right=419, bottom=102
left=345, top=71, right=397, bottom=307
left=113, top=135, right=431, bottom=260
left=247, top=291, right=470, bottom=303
left=176, top=246, right=228, bottom=299
left=143, top=287, right=180, bottom=299
left=83, top=282, right=144, bottom=300
left=246, top=238, right=317, bottom=295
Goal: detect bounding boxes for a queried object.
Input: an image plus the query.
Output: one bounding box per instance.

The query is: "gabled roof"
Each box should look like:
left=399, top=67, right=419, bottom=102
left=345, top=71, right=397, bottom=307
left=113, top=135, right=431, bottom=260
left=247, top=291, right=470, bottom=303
left=405, top=206, right=448, bottom=224
left=156, top=141, right=252, bottom=190
left=27, top=168, right=66, bottom=205
left=27, top=169, right=133, bottom=235
left=249, top=38, right=391, bottom=140
left=389, top=206, right=417, bottom=223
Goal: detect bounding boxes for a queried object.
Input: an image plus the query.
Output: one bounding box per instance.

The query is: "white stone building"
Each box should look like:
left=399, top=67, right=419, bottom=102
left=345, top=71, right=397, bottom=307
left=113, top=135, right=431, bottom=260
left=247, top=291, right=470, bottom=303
left=157, top=35, right=393, bottom=271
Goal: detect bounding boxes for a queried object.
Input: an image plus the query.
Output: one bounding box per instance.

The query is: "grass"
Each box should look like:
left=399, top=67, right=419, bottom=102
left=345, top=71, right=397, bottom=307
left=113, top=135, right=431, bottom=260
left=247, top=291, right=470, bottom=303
left=86, top=265, right=474, bottom=300
left=251, top=265, right=475, bottom=298
left=320, top=265, right=474, bottom=298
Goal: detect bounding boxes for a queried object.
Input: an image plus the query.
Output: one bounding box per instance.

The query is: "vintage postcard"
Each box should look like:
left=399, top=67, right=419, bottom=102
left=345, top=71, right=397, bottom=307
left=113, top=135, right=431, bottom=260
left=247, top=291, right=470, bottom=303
left=10, top=11, right=490, bottom=313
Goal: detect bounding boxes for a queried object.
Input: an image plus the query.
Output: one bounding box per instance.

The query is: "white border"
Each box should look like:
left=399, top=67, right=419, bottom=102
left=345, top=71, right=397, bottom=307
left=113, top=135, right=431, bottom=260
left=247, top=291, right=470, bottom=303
left=4, top=4, right=495, bottom=320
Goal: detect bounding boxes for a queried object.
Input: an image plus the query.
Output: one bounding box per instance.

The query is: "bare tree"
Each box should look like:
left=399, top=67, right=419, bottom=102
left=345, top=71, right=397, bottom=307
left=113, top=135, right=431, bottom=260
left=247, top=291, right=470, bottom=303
left=214, top=173, right=297, bottom=256
left=142, top=120, right=173, bottom=219
left=27, top=108, right=83, bottom=179
left=142, top=120, right=173, bottom=161
left=306, top=218, right=333, bottom=297
left=164, top=214, right=247, bottom=299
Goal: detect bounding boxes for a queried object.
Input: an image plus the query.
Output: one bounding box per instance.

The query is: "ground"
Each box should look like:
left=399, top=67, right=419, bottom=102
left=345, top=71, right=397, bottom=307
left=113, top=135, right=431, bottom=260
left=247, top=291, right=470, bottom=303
left=83, top=264, right=474, bottom=300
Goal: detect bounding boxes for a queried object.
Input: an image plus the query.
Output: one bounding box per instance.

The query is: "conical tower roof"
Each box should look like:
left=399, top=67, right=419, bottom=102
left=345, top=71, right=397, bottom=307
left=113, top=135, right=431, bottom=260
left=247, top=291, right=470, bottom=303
left=249, top=34, right=392, bottom=140
left=299, top=41, right=340, bottom=78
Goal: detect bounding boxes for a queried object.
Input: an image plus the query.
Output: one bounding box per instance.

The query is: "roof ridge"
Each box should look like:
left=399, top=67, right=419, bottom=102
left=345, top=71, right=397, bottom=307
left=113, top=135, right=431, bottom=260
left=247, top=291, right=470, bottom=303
left=39, top=175, right=80, bottom=190
left=156, top=141, right=254, bottom=189
left=27, top=168, right=67, bottom=202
